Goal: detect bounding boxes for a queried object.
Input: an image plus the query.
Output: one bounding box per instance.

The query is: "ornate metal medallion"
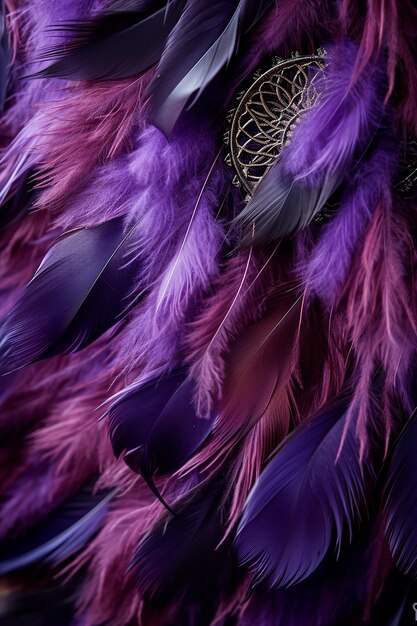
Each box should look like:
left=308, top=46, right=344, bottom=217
left=225, top=51, right=326, bottom=195
left=225, top=50, right=417, bottom=206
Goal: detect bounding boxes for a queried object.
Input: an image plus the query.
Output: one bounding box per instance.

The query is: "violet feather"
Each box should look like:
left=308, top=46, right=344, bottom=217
left=117, top=124, right=226, bottom=373
left=299, top=134, right=398, bottom=309
left=236, top=397, right=370, bottom=588
left=108, top=367, right=216, bottom=503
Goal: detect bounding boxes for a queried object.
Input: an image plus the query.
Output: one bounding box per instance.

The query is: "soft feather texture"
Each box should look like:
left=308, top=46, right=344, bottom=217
left=1, top=3, right=417, bottom=626
left=33, top=72, right=151, bottom=212
left=236, top=398, right=370, bottom=588
left=298, top=135, right=397, bottom=309
left=148, top=0, right=272, bottom=134
left=237, top=42, right=386, bottom=245
left=0, top=216, right=140, bottom=374
left=0, top=337, right=115, bottom=538
left=343, top=190, right=417, bottom=455
left=117, top=123, right=226, bottom=373
left=343, top=0, right=417, bottom=132
left=70, top=480, right=191, bottom=626
left=0, top=0, right=96, bottom=208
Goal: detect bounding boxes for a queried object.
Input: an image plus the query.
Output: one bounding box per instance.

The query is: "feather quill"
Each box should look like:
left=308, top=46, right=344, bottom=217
left=186, top=251, right=270, bottom=417
left=116, top=124, right=226, bottom=373
left=186, top=292, right=301, bottom=475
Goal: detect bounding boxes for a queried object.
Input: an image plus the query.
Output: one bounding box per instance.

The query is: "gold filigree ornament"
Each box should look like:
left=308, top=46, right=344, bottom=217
left=224, top=50, right=327, bottom=198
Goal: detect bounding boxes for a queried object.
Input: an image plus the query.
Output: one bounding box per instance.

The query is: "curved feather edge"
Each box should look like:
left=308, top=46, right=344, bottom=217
left=235, top=397, right=371, bottom=588
left=131, top=479, right=229, bottom=601
left=108, top=367, right=216, bottom=505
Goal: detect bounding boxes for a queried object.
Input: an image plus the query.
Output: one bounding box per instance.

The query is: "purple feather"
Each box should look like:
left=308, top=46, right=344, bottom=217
left=299, top=133, right=398, bottom=309
left=237, top=521, right=393, bottom=626
left=108, top=367, right=216, bottom=503
left=235, top=397, right=370, bottom=588
left=0, top=216, right=140, bottom=374
left=117, top=123, right=226, bottom=373
left=132, top=479, right=232, bottom=605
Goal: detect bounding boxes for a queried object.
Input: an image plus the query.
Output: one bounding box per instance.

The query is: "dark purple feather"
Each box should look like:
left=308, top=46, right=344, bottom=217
left=34, top=0, right=186, bottom=81
left=148, top=0, right=272, bottom=135
left=383, top=413, right=417, bottom=577
left=0, top=171, right=34, bottom=233
left=238, top=520, right=397, bottom=626
left=108, top=367, right=216, bottom=503
left=131, top=480, right=231, bottom=602
left=235, top=398, right=370, bottom=588
left=0, top=487, right=114, bottom=574
left=0, top=216, right=140, bottom=374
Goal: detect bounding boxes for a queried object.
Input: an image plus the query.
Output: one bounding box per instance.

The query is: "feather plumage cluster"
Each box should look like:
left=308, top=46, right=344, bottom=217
left=0, top=0, right=417, bottom=624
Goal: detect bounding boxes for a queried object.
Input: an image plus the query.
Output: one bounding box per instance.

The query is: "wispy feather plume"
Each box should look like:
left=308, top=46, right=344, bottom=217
left=117, top=124, right=227, bottom=373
